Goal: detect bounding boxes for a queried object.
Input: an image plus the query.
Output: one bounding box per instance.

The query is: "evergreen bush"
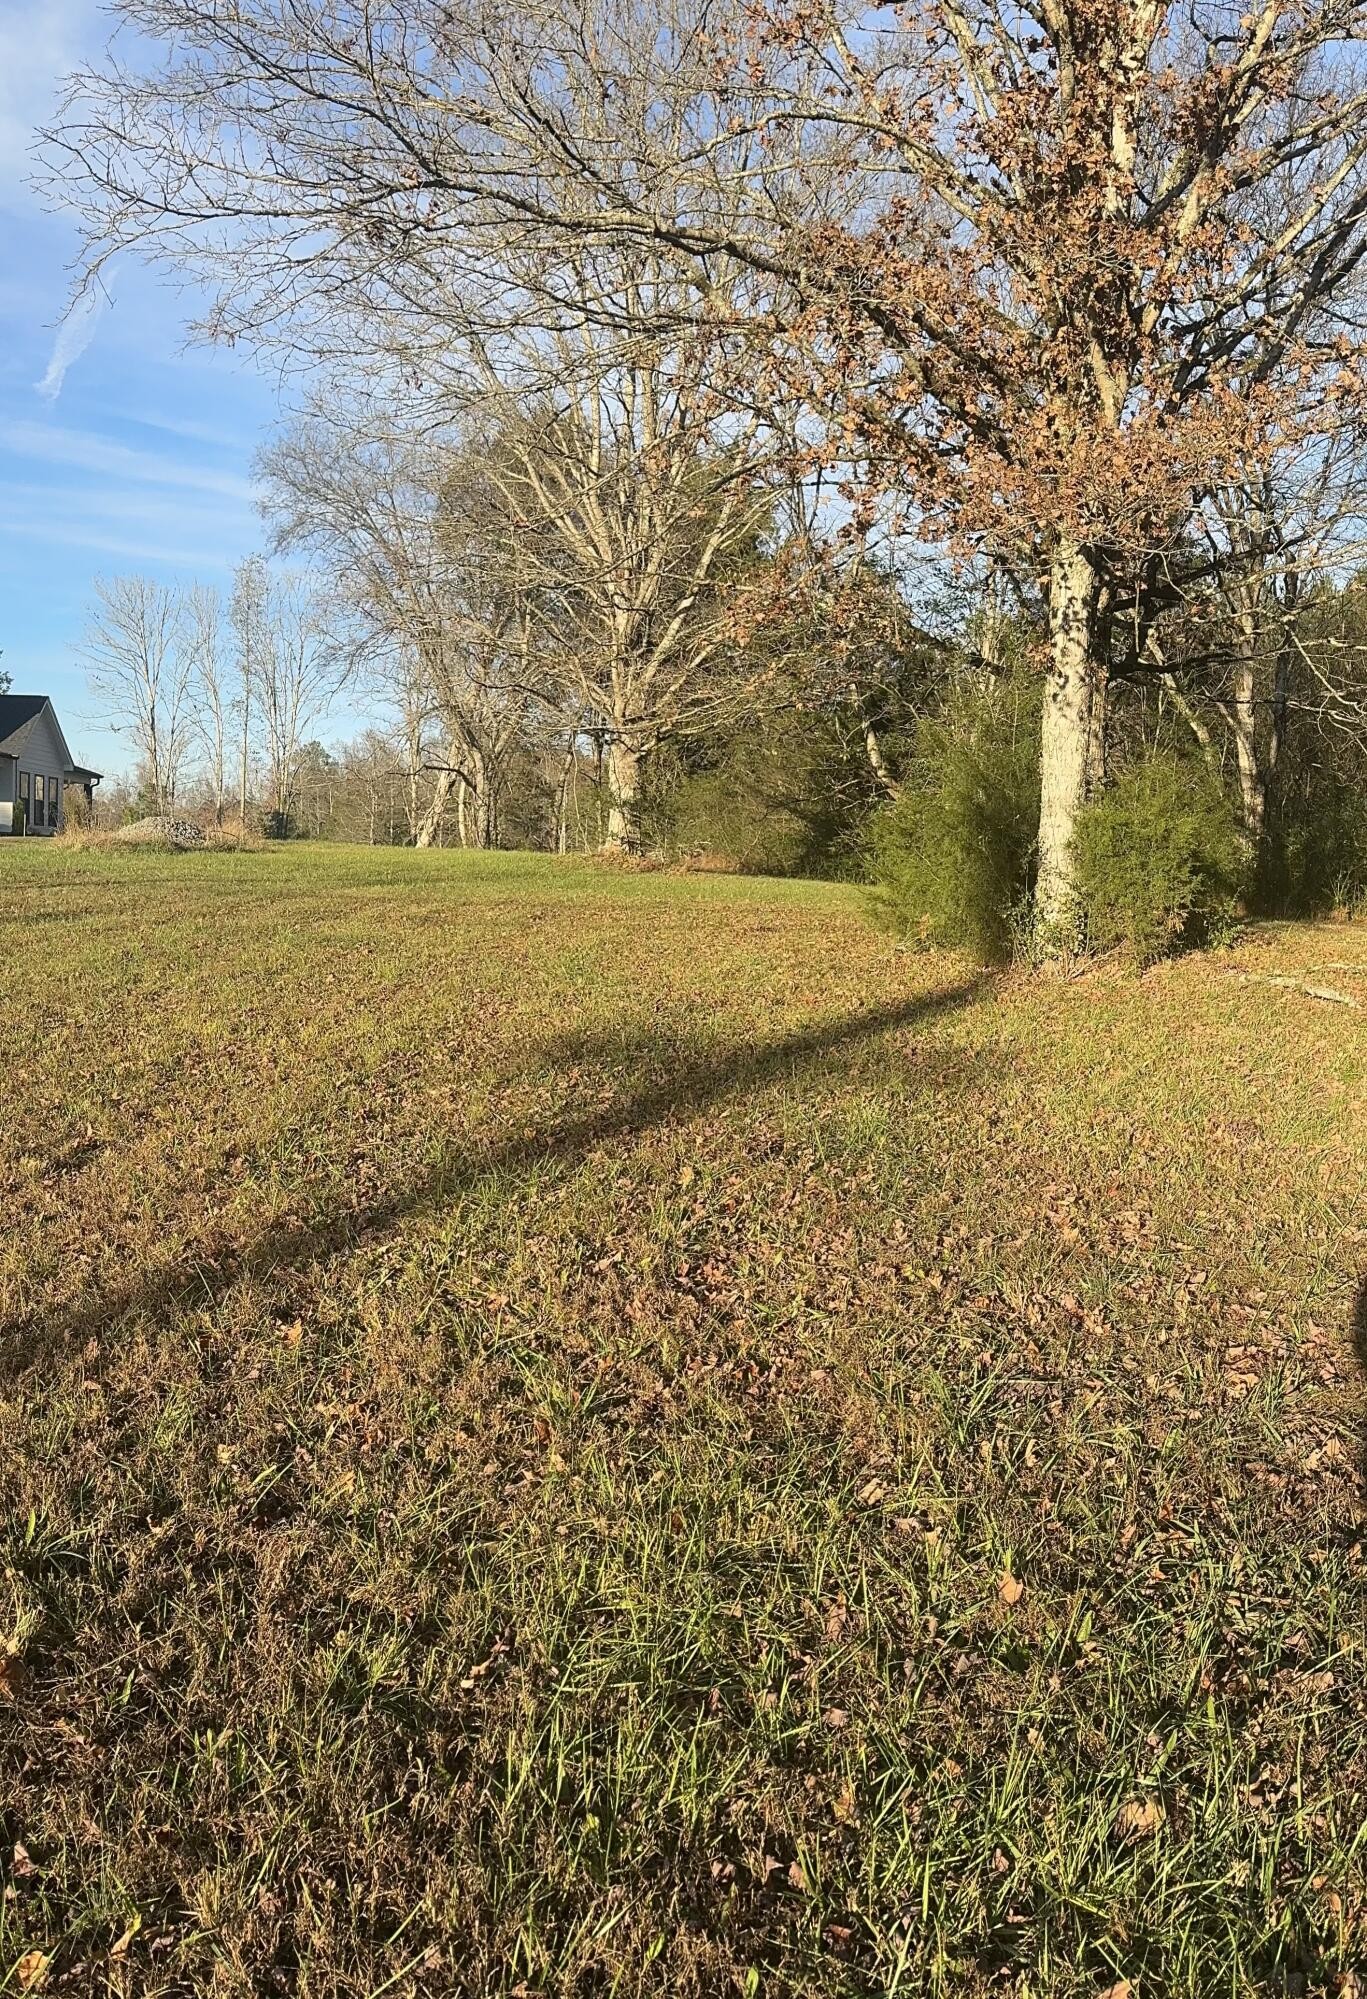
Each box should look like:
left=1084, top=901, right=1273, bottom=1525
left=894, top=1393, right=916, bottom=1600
left=663, top=712, right=876, bottom=878
left=1261, top=776, right=1367, bottom=916
left=1071, top=753, right=1247, bottom=964
left=866, top=690, right=1039, bottom=962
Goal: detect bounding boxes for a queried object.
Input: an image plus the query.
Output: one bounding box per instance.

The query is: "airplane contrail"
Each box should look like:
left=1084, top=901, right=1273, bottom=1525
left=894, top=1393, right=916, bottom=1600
left=36, top=286, right=105, bottom=403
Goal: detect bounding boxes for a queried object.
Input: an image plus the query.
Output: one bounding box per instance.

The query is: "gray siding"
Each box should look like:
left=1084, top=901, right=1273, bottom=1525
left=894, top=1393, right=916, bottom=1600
left=11, top=709, right=70, bottom=835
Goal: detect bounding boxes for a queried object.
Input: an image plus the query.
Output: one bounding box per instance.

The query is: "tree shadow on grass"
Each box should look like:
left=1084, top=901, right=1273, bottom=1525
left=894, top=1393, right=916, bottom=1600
left=1351, top=1272, right=1367, bottom=1483
left=4, top=974, right=990, bottom=1376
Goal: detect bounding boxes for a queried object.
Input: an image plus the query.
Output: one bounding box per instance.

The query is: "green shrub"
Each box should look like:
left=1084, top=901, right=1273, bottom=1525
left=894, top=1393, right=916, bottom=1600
left=1072, top=754, right=1247, bottom=964
left=667, top=766, right=814, bottom=875
left=867, top=691, right=1039, bottom=962
left=1259, top=774, right=1367, bottom=916
left=663, top=712, right=877, bottom=878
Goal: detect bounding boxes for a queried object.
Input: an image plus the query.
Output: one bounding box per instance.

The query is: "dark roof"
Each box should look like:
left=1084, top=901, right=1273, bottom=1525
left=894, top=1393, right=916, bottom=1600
left=0, top=696, right=101, bottom=779
left=0, top=695, right=50, bottom=757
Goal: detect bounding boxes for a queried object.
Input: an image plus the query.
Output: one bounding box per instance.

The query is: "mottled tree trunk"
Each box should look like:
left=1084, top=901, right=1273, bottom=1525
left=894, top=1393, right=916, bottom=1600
left=1036, top=538, right=1103, bottom=940
left=445, top=752, right=498, bottom=849
left=604, top=739, right=645, bottom=854
left=851, top=683, right=900, bottom=799
left=1229, top=654, right=1266, bottom=851
left=554, top=742, right=575, bottom=853
left=415, top=767, right=455, bottom=849
left=473, top=776, right=496, bottom=848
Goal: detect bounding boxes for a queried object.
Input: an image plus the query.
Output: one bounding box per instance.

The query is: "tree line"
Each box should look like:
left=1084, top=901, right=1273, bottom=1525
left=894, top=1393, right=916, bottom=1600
left=44, top=0, right=1367, bottom=943
left=83, top=563, right=347, bottom=834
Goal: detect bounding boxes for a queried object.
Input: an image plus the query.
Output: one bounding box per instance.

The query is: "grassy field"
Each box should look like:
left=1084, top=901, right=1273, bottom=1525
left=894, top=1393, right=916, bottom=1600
left=0, top=842, right=1364, bottom=1998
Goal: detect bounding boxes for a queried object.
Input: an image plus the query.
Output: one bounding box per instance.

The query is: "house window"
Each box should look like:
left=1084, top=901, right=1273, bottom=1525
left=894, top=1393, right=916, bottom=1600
left=33, top=776, right=45, bottom=830
left=18, top=772, right=30, bottom=831
left=48, top=779, right=60, bottom=828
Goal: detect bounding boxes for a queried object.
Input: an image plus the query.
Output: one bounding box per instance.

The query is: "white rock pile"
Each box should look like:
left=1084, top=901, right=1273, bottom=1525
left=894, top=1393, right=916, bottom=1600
left=111, top=816, right=207, bottom=849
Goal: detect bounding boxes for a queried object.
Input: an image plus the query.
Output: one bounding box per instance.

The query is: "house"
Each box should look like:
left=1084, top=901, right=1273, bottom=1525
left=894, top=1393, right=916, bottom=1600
left=0, top=696, right=103, bottom=836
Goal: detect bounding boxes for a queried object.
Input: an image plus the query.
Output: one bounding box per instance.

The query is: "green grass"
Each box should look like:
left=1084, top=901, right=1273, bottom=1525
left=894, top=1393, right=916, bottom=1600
left=1, top=842, right=1364, bottom=1997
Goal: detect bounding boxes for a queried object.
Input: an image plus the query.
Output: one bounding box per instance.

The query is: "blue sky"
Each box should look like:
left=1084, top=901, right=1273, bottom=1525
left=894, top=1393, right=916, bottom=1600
left=0, top=0, right=341, bottom=777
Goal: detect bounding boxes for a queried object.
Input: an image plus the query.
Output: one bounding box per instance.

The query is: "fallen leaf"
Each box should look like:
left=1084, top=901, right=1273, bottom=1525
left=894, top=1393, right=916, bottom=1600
left=998, top=1566, right=1025, bottom=1607
left=15, top=1951, right=50, bottom=1991
left=1112, top=1796, right=1165, bottom=1842
left=0, top=1656, right=22, bottom=1700
left=10, top=1844, right=34, bottom=1880
left=110, top=1913, right=141, bottom=1960
left=1097, top=1981, right=1134, bottom=1999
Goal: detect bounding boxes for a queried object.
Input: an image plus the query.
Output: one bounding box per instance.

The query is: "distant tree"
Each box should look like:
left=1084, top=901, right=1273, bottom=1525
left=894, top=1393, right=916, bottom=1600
left=251, top=572, right=349, bottom=835
left=260, top=418, right=542, bottom=849
left=477, top=337, right=773, bottom=854
left=183, top=582, right=230, bottom=824
left=82, top=574, right=194, bottom=812
left=291, top=739, right=341, bottom=839
left=229, top=558, right=268, bottom=826
left=328, top=729, right=413, bottom=846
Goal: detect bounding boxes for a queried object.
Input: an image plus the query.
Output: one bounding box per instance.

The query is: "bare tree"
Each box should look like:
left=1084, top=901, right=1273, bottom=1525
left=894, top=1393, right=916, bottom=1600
left=183, top=582, right=230, bottom=823
left=472, top=305, right=774, bottom=851
left=250, top=571, right=349, bottom=832
left=43, top=0, right=786, bottom=857
left=82, top=574, right=194, bottom=811
left=229, top=558, right=267, bottom=825
left=260, top=417, right=543, bottom=848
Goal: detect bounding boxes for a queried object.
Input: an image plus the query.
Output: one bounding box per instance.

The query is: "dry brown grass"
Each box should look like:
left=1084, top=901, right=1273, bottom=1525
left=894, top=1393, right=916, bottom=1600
left=0, top=844, right=1364, bottom=1998
left=54, top=818, right=265, bottom=855
left=50, top=824, right=110, bottom=852
left=199, top=819, right=265, bottom=852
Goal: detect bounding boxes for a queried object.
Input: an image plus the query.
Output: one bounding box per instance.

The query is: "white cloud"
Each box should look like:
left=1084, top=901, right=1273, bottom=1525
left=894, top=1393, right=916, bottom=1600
left=0, top=513, right=243, bottom=569
left=0, top=0, right=100, bottom=209
left=35, top=284, right=104, bottom=400
left=0, top=463, right=259, bottom=573
left=1, top=418, right=258, bottom=504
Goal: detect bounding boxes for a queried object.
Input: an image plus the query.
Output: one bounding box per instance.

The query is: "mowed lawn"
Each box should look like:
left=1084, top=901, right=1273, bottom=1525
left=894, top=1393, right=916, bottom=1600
left=1, top=844, right=1365, bottom=1999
